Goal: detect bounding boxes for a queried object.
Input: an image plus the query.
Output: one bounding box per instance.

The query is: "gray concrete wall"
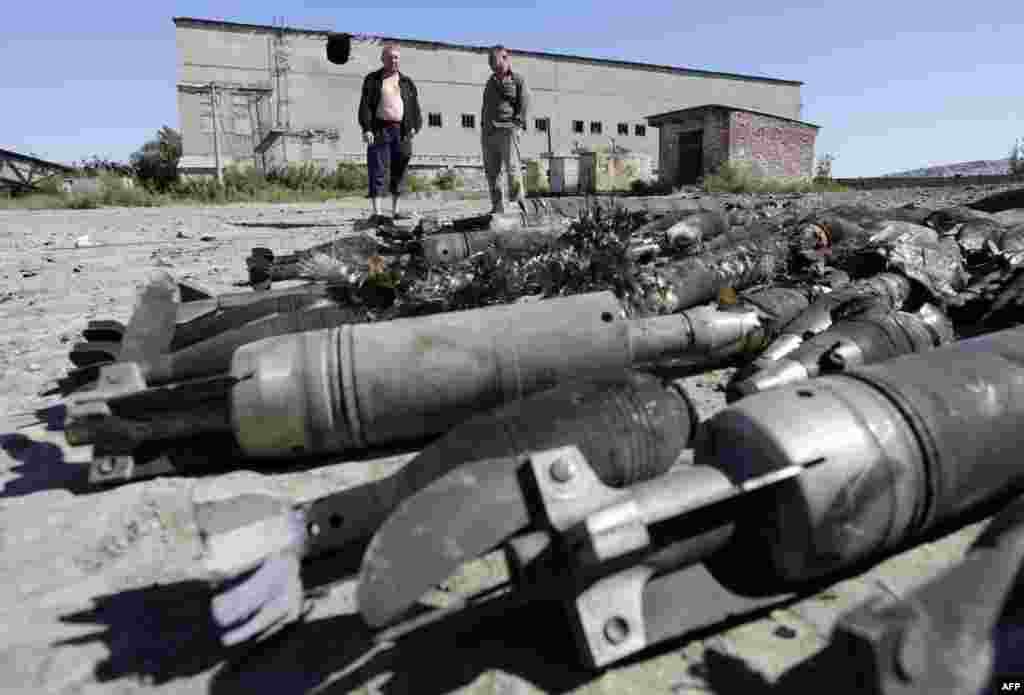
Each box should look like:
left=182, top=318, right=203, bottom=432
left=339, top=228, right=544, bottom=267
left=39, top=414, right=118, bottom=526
left=174, top=20, right=804, bottom=176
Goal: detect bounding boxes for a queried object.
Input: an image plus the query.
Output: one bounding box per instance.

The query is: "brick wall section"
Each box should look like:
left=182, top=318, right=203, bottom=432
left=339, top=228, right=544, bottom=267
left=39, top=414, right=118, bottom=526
left=729, top=110, right=816, bottom=178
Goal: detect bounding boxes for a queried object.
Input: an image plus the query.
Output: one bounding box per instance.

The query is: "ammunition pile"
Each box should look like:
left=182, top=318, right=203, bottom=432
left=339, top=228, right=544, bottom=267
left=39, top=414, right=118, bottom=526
left=19, top=189, right=1024, bottom=692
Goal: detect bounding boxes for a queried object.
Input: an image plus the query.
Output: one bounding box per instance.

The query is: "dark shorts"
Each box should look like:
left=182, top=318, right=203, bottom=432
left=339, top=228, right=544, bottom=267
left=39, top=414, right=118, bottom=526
left=367, top=123, right=412, bottom=197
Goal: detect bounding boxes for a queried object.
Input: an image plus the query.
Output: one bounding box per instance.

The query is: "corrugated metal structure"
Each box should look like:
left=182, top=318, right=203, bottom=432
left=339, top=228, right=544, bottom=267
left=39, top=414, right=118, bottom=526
left=173, top=17, right=806, bottom=180
left=0, top=148, right=74, bottom=193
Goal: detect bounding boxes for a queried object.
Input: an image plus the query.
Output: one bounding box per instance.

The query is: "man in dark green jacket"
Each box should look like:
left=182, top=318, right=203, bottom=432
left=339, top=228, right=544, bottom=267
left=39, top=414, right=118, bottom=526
left=358, top=44, right=423, bottom=223
left=481, top=45, right=530, bottom=215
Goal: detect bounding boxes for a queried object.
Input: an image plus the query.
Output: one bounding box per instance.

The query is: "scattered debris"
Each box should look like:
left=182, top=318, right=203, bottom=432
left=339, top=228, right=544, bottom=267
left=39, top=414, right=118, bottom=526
left=8, top=188, right=1024, bottom=694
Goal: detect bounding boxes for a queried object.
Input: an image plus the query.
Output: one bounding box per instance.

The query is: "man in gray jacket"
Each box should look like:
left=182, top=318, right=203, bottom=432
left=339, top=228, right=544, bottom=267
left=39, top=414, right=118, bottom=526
left=480, top=45, right=530, bottom=214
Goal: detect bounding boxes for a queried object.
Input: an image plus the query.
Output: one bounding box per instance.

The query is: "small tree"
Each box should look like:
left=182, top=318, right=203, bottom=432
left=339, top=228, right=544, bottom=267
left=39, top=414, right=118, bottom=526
left=131, top=126, right=182, bottom=192
left=814, top=153, right=836, bottom=182
left=75, top=156, right=133, bottom=178
left=1010, top=138, right=1024, bottom=177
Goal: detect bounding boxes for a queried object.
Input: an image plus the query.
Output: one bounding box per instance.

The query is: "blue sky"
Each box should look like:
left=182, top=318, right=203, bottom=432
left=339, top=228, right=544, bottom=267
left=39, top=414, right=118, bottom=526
left=3, top=1, right=1021, bottom=177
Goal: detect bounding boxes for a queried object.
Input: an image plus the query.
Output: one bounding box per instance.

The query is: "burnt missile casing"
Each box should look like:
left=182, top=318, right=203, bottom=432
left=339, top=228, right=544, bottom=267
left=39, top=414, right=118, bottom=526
left=665, top=285, right=815, bottom=368
left=133, top=304, right=364, bottom=386
left=955, top=218, right=1006, bottom=256
left=794, top=207, right=946, bottom=259
left=449, top=212, right=499, bottom=233
left=247, top=252, right=321, bottom=286
left=419, top=225, right=565, bottom=265
left=81, top=319, right=126, bottom=343
left=68, top=341, right=122, bottom=368
left=170, top=285, right=337, bottom=350
left=739, top=272, right=914, bottom=369
left=638, top=234, right=793, bottom=314
left=802, top=205, right=938, bottom=234
left=997, top=224, right=1024, bottom=262
left=246, top=248, right=276, bottom=290
left=631, top=209, right=707, bottom=237
left=726, top=303, right=955, bottom=400
left=227, top=291, right=760, bottom=459
left=924, top=205, right=999, bottom=235
left=302, top=369, right=698, bottom=560
left=68, top=285, right=338, bottom=369
left=662, top=211, right=729, bottom=253
left=246, top=235, right=384, bottom=287
left=700, top=322, right=1024, bottom=595
left=700, top=217, right=791, bottom=253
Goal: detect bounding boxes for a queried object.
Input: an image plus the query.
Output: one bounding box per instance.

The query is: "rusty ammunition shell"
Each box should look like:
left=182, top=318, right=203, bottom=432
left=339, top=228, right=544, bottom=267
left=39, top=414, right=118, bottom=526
left=229, top=291, right=710, bottom=458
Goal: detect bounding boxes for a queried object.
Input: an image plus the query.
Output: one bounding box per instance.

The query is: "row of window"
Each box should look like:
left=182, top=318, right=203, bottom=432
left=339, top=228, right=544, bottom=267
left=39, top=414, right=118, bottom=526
left=426, top=112, right=646, bottom=137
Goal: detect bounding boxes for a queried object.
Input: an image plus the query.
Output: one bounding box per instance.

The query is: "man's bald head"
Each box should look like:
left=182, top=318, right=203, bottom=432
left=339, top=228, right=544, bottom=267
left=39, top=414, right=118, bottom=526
left=381, top=43, right=400, bottom=73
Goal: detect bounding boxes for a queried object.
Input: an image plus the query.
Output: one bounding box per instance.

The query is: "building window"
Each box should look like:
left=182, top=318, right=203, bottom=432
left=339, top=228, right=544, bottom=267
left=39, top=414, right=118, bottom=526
left=534, top=118, right=549, bottom=132
left=590, top=121, right=602, bottom=135
left=635, top=124, right=647, bottom=137
left=617, top=123, right=629, bottom=136
left=572, top=120, right=584, bottom=134
left=428, top=112, right=443, bottom=128
left=199, top=113, right=214, bottom=134
left=461, top=114, right=475, bottom=129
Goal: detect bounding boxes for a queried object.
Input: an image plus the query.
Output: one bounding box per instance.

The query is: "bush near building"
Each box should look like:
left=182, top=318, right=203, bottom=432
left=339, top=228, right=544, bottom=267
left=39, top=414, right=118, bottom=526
left=434, top=168, right=463, bottom=191
left=703, top=161, right=848, bottom=194
left=525, top=160, right=549, bottom=194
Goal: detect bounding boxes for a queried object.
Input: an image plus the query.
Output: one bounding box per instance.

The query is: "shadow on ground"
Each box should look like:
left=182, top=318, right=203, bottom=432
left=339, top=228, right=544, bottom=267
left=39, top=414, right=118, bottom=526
left=53, top=577, right=595, bottom=695
left=54, top=565, right=817, bottom=695
left=0, top=405, right=94, bottom=498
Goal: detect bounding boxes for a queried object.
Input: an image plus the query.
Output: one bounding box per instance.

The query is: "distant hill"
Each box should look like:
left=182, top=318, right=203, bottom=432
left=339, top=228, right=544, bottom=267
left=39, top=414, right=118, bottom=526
left=882, top=159, right=1011, bottom=177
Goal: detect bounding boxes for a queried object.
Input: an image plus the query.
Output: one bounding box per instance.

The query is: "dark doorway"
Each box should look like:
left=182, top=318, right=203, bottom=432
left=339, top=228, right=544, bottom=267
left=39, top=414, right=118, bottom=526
left=677, top=130, right=703, bottom=185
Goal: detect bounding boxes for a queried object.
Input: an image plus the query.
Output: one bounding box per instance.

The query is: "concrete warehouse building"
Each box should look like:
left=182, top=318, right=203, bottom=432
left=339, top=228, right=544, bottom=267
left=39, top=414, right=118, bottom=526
left=173, top=17, right=810, bottom=187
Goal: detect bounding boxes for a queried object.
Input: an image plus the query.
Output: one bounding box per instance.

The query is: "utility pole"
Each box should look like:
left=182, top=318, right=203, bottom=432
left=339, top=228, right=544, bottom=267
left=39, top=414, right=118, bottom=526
left=210, top=83, right=224, bottom=185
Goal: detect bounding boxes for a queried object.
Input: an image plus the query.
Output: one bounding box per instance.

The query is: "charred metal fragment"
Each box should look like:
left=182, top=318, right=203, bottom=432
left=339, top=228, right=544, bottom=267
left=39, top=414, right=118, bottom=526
left=727, top=272, right=916, bottom=388
left=726, top=303, right=955, bottom=400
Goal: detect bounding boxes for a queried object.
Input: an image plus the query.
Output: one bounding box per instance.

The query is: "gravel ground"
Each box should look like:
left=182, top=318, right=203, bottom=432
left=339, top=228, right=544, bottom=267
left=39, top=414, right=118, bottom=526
left=0, top=185, right=1017, bottom=695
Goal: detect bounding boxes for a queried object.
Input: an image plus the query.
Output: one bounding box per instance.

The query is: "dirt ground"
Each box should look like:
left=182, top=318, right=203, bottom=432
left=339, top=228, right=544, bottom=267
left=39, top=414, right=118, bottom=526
left=0, top=186, right=1012, bottom=694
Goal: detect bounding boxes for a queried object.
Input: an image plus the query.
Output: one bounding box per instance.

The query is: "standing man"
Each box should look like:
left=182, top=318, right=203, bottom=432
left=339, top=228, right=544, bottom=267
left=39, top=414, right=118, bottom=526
left=481, top=45, right=530, bottom=215
left=358, top=43, right=423, bottom=223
